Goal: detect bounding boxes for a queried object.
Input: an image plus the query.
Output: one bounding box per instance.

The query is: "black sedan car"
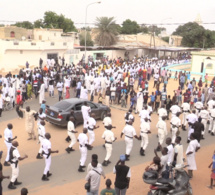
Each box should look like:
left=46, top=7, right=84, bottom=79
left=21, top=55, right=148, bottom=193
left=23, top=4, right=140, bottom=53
left=46, top=98, right=110, bottom=127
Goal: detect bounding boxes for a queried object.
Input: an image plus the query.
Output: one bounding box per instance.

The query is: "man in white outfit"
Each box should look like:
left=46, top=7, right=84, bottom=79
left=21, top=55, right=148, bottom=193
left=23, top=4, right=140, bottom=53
left=4, top=124, right=17, bottom=166
left=139, top=118, right=151, bottom=156
left=87, top=113, right=99, bottom=148
left=198, top=106, right=209, bottom=138
left=158, top=105, right=167, bottom=121
left=156, top=116, right=167, bottom=151
left=135, top=88, right=143, bottom=114
left=38, top=81, right=45, bottom=104
left=121, top=121, right=140, bottom=161
left=36, top=121, right=46, bottom=159
left=65, top=117, right=77, bottom=153
left=41, top=133, right=59, bottom=181
left=81, top=102, right=91, bottom=128
left=170, top=113, right=181, bottom=144
left=181, top=100, right=190, bottom=130
left=170, top=102, right=181, bottom=119
left=186, top=110, right=198, bottom=142
left=102, top=125, right=117, bottom=166
left=77, top=128, right=90, bottom=172
left=195, top=98, right=203, bottom=115
left=209, top=105, right=215, bottom=136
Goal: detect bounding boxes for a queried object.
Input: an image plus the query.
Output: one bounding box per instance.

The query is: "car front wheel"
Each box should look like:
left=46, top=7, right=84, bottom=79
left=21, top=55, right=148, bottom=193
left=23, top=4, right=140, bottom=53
left=101, top=111, right=107, bottom=120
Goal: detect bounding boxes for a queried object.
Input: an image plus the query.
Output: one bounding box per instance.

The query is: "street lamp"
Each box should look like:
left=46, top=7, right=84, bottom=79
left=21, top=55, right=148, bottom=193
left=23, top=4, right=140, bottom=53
left=84, top=1, right=101, bottom=63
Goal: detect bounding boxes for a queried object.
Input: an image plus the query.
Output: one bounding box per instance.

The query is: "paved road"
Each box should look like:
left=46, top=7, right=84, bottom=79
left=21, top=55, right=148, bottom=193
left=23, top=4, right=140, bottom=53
left=1, top=91, right=215, bottom=194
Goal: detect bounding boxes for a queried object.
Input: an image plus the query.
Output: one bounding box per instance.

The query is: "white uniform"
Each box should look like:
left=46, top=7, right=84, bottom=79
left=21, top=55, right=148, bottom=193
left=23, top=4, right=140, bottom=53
left=103, top=117, right=112, bottom=127
left=67, top=121, right=76, bottom=148
left=139, top=109, right=150, bottom=123
left=186, top=113, right=198, bottom=139
left=38, top=83, right=45, bottom=104
left=102, top=129, right=115, bottom=161
left=156, top=120, right=167, bottom=145
left=174, top=144, right=184, bottom=166
left=170, top=105, right=181, bottom=118
left=186, top=139, right=200, bottom=170
left=158, top=108, right=167, bottom=121
left=170, top=116, right=181, bottom=143
left=122, top=125, right=137, bottom=155
left=9, top=146, right=20, bottom=182
left=167, top=144, right=174, bottom=165
left=37, top=112, right=46, bottom=126
left=181, top=102, right=190, bottom=127
left=209, top=108, right=215, bottom=133
left=4, top=128, right=13, bottom=162
left=140, top=121, right=150, bottom=150
left=38, top=125, right=46, bottom=154
left=78, top=133, right=88, bottom=166
left=42, top=138, right=52, bottom=175
left=81, top=105, right=91, bottom=128
left=125, top=112, right=134, bottom=124
left=199, top=109, right=209, bottom=135
left=195, top=101, right=203, bottom=115
left=87, top=117, right=96, bottom=145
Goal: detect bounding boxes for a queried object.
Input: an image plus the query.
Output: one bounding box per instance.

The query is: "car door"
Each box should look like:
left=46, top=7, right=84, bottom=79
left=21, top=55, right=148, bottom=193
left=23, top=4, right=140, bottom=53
left=87, top=102, right=100, bottom=119
left=74, top=103, right=83, bottom=124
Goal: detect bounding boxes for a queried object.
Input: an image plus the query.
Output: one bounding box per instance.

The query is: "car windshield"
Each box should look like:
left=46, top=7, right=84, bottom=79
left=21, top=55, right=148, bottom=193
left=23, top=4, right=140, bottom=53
left=54, top=101, right=71, bottom=110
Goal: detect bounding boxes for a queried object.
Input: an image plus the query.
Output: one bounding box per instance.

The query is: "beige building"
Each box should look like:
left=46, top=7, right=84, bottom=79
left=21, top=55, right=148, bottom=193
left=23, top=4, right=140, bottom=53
left=0, top=26, right=80, bottom=72
left=169, top=35, right=182, bottom=47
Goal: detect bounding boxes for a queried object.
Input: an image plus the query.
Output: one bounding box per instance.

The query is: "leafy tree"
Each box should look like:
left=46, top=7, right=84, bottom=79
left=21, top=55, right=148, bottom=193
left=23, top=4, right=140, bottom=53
left=0, top=24, right=5, bottom=27
left=173, top=22, right=215, bottom=48
left=14, top=21, right=34, bottom=29
left=121, top=19, right=140, bottom=34
left=34, top=19, right=44, bottom=28
left=80, top=31, right=94, bottom=46
left=162, top=37, right=169, bottom=43
left=95, top=17, right=119, bottom=46
left=148, top=25, right=166, bottom=36
left=139, top=25, right=149, bottom=33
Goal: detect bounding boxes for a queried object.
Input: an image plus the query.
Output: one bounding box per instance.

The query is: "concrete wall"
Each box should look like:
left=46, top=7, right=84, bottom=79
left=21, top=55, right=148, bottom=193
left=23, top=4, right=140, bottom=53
left=0, top=26, right=28, bottom=39
left=33, top=29, right=63, bottom=41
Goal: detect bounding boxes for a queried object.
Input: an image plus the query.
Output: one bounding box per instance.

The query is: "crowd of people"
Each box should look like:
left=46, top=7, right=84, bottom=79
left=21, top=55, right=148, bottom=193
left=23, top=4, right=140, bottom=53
left=0, top=54, right=215, bottom=194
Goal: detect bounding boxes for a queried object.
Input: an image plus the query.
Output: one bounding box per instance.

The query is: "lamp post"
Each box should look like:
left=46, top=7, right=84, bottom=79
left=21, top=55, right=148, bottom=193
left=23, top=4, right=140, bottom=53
left=84, top=1, right=101, bottom=63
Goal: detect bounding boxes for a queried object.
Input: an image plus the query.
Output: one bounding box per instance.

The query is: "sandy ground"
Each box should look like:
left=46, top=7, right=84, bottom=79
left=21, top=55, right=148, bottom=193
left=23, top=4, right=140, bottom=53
left=1, top=78, right=215, bottom=195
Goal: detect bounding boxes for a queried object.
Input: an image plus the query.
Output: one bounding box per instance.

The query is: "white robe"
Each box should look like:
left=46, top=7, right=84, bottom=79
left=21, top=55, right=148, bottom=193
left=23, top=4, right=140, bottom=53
left=80, top=87, right=88, bottom=100
left=186, top=139, right=200, bottom=170
left=136, top=92, right=143, bottom=113
left=38, top=83, right=45, bottom=104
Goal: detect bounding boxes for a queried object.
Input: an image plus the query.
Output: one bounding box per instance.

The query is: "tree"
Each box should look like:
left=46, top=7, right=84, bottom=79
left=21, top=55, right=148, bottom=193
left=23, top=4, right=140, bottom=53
left=161, top=37, right=169, bottom=43
left=121, top=19, right=140, bottom=34
left=95, top=17, right=119, bottom=46
left=14, top=21, right=34, bottom=29
left=139, top=25, right=149, bottom=33
left=148, top=25, right=166, bottom=36
left=80, top=31, right=94, bottom=46
left=34, top=19, right=44, bottom=28
left=173, top=22, right=215, bottom=48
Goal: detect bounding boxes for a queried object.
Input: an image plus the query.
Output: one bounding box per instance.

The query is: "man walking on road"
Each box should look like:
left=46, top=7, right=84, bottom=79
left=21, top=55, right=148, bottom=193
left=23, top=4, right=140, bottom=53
left=41, top=133, right=59, bottom=181
left=36, top=121, right=46, bottom=159
left=8, top=141, right=28, bottom=189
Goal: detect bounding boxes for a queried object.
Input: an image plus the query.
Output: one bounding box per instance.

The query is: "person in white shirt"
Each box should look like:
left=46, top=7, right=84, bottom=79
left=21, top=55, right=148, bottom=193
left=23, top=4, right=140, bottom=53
left=139, top=118, right=151, bottom=156
left=37, top=108, right=46, bottom=126
left=170, top=103, right=181, bottom=119
left=165, top=137, right=174, bottom=166
left=181, top=101, right=190, bottom=130
left=78, top=128, right=90, bottom=172
left=102, top=125, right=117, bottom=166
left=4, top=124, right=17, bottom=166
left=41, top=133, right=59, bottom=181
left=81, top=102, right=91, bottom=128
left=8, top=141, right=28, bottom=189
left=121, top=121, right=139, bottom=161
left=65, top=117, right=77, bottom=153
left=186, top=133, right=200, bottom=178
left=125, top=109, right=134, bottom=124
left=195, top=98, right=203, bottom=115
left=198, top=106, right=209, bottom=138
left=80, top=86, right=88, bottom=100
left=170, top=113, right=181, bottom=144
left=85, top=159, right=104, bottom=195
left=156, top=116, right=167, bottom=151
left=87, top=113, right=99, bottom=148
left=158, top=105, right=167, bottom=121
left=174, top=136, right=184, bottom=167
left=103, top=113, right=112, bottom=127
left=36, top=121, right=46, bottom=159
left=139, top=106, right=150, bottom=123
left=186, top=110, right=198, bottom=142
left=56, top=80, right=63, bottom=101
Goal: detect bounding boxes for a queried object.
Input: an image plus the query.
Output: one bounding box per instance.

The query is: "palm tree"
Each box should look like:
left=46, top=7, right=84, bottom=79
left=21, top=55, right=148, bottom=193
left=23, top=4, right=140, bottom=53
left=95, top=17, right=119, bottom=46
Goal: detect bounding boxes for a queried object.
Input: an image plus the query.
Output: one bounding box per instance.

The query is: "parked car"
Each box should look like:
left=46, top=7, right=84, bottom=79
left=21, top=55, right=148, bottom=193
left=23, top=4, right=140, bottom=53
left=46, top=98, right=110, bottom=127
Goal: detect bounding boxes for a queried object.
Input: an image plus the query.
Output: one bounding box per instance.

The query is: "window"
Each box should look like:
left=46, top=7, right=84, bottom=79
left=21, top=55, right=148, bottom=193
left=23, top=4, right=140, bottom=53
left=63, top=42, right=67, bottom=46
left=20, top=50, right=23, bottom=54
left=206, top=63, right=213, bottom=69
left=51, top=42, right=55, bottom=46
left=54, top=101, right=71, bottom=110
left=10, top=31, right=15, bottom=38
left=39, top=35, right=42, bottom=40
left=87, top=102, right=97, bottom=109
left=74, top=103, right=83, bottom=111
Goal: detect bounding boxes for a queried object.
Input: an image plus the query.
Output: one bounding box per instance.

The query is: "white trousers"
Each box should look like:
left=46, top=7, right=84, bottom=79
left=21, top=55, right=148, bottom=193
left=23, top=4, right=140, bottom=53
left=79, top=146, right=87, bottom=166
left=83, top=117, right=89, bottom=128
left=188, top=127, right=194, bottom=140
left=171, top=127, right=178, bottom=143
left=68, top=132, right=76, bottom=148
left=158, top=129, right=165, bottom=145
left=88, top=130, right=95, bottom=145
left=202, top=119, right=207, bottom=135
left=125, top=137, right=133, bottom=155
left=5, top=141, right=12, bottom=162
left=141, top=133, right=148, bottom=150
left=105, top=96, right=110, bottom=107
left=39, top=137, right=44, bottom=154
left=105, top=143, right=112, bottom=161
left=209, top=117, right=215, bottom=133
left=10, top=163, right=19, bottom=182
left=182, top=113, right=188, bottom=126
left=43, top=155, right=51, bottom=175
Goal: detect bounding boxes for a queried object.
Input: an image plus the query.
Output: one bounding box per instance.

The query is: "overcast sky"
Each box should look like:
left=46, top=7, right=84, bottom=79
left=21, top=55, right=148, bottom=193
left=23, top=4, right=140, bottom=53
left=0, top=0, right=214, bottom=33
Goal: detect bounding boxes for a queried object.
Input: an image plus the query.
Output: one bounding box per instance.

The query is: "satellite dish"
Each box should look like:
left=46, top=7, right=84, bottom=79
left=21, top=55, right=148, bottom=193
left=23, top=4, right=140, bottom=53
left=21, top=36, right=26, bottom=40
